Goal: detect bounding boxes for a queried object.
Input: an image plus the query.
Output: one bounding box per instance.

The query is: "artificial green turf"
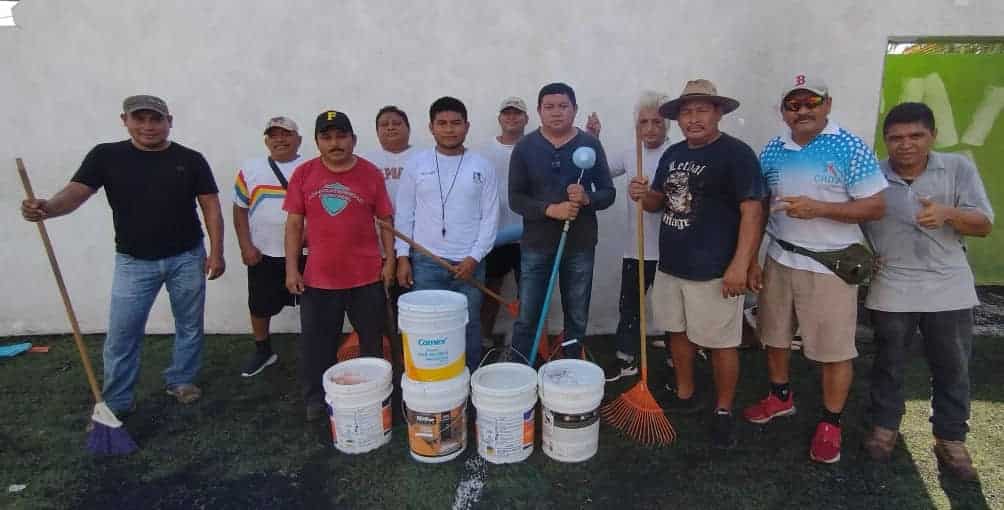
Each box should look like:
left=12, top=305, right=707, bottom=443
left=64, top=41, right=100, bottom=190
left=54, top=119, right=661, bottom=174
left=0, top=334, right=1000, bottom=509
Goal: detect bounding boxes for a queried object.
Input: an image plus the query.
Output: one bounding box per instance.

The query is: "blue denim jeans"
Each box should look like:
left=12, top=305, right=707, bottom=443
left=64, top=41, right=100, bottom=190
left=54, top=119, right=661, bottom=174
left=868, top=308, right=973, bottom=441
left=410, top=252, right=485, bottom=372
left=512, top=246, right=595, bottom=361
left=103, top=244, right=207, bottom=412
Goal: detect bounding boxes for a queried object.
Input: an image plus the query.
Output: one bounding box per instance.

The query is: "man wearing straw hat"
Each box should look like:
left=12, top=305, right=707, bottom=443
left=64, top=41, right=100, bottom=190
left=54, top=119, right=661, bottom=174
left=629, top=79, right=765, bottom=449
left=20, top=94, right=225, bottom=414
left=744, top=75, right=887, bottom=463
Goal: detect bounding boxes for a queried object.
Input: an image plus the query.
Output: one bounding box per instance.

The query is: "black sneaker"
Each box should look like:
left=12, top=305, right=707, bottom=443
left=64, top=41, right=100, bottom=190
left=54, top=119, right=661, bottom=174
left=241, top=348, right=278, bottom=377
left=603, top=356, right=639, bottom=382
left=711, top=409, right=738, bottom=449
left=660, top=386, right=704, bottom=415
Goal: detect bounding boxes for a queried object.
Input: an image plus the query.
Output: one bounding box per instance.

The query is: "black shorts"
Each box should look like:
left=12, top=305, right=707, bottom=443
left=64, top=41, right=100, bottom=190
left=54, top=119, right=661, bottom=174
left=248, top=255, right=298, bottom=317
left=485, top=243, right=521, bottom=279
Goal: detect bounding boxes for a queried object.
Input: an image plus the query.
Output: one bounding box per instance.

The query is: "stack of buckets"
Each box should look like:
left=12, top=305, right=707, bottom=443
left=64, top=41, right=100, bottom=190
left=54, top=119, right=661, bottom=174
left=399, top=290, right=471, bottom=463
left=397, top=289, right=607, bottom=464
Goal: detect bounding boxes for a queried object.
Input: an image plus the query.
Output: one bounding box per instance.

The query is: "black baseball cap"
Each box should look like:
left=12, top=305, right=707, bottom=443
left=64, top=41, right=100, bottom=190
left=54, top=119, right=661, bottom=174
left=315, top=110, right=354, bottom=136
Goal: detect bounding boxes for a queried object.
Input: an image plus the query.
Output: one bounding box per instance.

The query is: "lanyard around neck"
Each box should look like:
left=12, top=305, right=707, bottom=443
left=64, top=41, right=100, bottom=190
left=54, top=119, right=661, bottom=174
left=435, top=149, right=465, bottom=237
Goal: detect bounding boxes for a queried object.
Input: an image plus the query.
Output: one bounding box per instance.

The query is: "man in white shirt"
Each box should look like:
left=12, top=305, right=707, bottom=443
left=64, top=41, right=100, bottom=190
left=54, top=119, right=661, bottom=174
left=233, top=116, right=305, bottom=377
left=478, top=97, right=529, bottom=348
left=395, top=96, right=499, bottom=371
left=362, top=105, right=417, bottom=202
left=600, top=91, right=671, bottom=382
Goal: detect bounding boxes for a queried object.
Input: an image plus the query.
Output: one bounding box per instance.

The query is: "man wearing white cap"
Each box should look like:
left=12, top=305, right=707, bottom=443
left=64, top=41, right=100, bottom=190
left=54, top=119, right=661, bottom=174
left=744, top=75, right=887, bottom=464
left=478, top=97, right=529, bottom=348
left=233, top=116, right=306, bottom=377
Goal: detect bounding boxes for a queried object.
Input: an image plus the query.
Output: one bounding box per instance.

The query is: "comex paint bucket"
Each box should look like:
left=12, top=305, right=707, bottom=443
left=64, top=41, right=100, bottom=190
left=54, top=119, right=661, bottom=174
left=471, top=362, right=538, bottom=464
left=322, top=357, right=393, bottom=454
left=538, top=359, right=605, bottom=462
left=401, top=368, right=470, bottom=463
left=398, top=290, right=468, bottom=382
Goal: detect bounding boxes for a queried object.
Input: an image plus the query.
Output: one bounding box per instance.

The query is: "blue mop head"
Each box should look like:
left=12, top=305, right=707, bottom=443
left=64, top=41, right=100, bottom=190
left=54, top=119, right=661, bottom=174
left=86, top=402, right=138, bottom=456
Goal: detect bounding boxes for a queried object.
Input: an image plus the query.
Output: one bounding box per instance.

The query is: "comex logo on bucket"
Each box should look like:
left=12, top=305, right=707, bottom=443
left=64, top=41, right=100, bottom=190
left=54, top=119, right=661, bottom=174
left=418, top=337, right=448, bottom=346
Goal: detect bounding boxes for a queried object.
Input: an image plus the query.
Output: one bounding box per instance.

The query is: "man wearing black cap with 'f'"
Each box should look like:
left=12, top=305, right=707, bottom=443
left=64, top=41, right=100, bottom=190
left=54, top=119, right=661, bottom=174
left=282, top=110, right=396, bottom=421
left=21, top=94, right=225, bottom=414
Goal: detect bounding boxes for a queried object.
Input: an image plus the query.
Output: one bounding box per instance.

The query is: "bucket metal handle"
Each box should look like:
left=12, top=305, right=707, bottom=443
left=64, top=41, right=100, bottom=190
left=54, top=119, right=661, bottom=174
left=477, top=346, right=529, bottom=369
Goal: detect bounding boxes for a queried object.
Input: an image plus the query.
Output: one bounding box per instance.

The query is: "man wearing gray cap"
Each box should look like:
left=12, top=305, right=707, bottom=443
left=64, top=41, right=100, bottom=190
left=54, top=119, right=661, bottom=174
left=233, top=116, right=305, bottom=377
left=21, top=94, right=225, bottom=414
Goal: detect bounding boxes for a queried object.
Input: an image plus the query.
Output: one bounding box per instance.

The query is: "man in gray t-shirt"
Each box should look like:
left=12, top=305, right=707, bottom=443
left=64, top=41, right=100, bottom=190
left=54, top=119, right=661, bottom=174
left=862, top=102, right=993, bottom=481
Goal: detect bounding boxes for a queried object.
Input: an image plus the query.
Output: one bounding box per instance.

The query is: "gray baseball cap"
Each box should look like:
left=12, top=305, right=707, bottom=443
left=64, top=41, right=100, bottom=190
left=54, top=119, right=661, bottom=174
left=122, top=95, right=169, bottom=116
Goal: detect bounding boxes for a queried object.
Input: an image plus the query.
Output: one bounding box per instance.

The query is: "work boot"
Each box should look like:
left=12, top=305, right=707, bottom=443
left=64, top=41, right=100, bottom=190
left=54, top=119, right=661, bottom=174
left=933, top=438, right=978, bottom=481
left=863, top=426, right=898, bottom=462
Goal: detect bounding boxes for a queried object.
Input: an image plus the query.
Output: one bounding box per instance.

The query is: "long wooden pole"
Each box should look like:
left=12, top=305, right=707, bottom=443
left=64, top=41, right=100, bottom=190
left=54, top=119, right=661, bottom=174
left=16, top=158, right=103, bottom=403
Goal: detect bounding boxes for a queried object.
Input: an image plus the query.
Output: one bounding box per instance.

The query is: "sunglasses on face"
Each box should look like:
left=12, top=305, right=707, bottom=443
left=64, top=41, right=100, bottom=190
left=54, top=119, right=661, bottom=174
left=782, top=95, right=826, bottom=112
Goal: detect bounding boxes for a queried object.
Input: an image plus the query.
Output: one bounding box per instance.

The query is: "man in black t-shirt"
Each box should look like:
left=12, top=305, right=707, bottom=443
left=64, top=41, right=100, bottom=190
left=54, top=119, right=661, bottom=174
left=21, top=95, right=225, bottom=415
left=629, top=80, right=765, bottom=449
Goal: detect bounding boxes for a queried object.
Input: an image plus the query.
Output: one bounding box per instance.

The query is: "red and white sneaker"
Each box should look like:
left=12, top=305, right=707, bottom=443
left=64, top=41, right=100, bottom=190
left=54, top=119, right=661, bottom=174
left=809, top=422, right=842, bottom=463
left=742, top=392, right=796, bottom=424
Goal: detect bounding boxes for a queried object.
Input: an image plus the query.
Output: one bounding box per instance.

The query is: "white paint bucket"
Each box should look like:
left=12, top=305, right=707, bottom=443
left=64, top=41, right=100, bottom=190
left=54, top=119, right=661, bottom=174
left=471, top=362, right=538, bottom=464
left=322, top=357, right=393, bottom=454
left=538, top=359, right=605, bottom=463
left=401, top=368, right=470, bottom=463
left=398, top=290, right=468, bottom=382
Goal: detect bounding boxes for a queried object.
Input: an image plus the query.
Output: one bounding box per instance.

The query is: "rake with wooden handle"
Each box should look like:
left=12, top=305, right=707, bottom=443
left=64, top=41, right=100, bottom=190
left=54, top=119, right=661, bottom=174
left=600, top=136, right=676, bottom=445
left=376, top=218, right=519, bottom=317
left=16, top=157, right=137, bottom=455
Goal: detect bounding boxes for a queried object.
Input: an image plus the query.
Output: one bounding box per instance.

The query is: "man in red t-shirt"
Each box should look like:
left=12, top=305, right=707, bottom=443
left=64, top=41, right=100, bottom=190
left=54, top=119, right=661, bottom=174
left=283, top=110, right=395, bottom=421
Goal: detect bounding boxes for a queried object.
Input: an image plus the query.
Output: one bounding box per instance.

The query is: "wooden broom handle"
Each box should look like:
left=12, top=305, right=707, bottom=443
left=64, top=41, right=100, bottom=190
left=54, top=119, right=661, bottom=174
left=375, top=218, right=508, bottom=304
left=16, top=158, right=103, bottom=403
left=635, top=135, right=649, bottom=382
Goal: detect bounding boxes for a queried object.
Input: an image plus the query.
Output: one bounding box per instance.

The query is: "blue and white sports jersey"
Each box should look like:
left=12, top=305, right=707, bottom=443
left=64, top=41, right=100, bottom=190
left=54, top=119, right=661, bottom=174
left=760, top=122, right=888, bottom=274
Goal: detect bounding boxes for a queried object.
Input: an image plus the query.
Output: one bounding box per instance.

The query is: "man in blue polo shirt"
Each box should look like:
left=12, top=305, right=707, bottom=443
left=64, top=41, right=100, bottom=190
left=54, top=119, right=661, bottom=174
left=862, top=102, right=993, bottom=480
left=744, top=75, right=887, bottom=464
left=509, top=82, right=616, bottom=361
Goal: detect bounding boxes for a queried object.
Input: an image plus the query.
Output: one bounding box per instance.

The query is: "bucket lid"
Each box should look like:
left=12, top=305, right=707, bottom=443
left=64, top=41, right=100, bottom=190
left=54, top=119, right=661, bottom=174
left=472, top=362, right=537, bottom=397
left=538, top=359, right=604, bottom=395
left=401, top=367, right=471, bottom=399
left=323, top=357, right=393, bottom=396
left=398, top=290, right=468, bottom=313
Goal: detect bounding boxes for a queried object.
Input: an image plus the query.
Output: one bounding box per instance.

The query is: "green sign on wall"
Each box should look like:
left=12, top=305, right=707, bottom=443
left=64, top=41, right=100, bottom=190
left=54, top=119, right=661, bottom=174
left=876, top=51, right=1004, bottom=283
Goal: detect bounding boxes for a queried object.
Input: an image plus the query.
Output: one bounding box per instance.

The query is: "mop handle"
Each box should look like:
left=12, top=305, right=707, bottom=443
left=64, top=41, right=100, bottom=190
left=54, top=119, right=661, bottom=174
left=376, top=218, right=508, bottom=304
left=527, top=167, right=587, bottom=364
left=634, top=136, right=649, bottom=382
left=16, top=158, right=103, bottom=403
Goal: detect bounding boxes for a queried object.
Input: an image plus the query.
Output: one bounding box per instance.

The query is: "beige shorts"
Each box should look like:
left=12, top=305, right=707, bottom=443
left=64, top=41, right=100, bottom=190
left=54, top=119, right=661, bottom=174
left=651, top=271, right=743, bottom=349
left=759, top=256, right=858, bottom=362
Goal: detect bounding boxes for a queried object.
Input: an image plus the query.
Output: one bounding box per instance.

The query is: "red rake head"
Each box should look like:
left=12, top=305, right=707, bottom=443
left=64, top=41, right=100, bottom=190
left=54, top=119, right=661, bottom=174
left=601, top=382, right=676, bottom=446
left=505, top=301, right=520, bottom=318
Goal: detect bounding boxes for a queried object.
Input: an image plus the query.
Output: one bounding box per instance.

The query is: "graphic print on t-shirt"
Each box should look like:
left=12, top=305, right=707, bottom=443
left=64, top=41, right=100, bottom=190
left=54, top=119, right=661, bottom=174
left=312, top=182, right=361, bottom=217
left=661, top=160, right=706, bottom=230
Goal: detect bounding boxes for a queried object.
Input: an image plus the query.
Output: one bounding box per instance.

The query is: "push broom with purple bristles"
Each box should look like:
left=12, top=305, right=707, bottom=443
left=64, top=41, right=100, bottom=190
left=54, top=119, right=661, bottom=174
left=17, top=158, right=138, bottom=456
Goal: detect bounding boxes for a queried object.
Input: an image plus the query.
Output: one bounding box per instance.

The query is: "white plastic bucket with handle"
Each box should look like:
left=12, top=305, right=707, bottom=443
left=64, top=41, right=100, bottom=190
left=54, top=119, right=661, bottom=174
left=401, top=368, right=470, bottom=463
left=538, top=359, right=605, bottom=463
left=398, top=290, right=468, bottom=382
left=322, top=357, right=393, bottom=454
left=471, top=362, right=538, bottom=464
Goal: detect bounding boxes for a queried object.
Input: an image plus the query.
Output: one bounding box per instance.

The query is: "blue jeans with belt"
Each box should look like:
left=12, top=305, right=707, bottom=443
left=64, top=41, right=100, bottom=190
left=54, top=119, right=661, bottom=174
left=409, top=252, right=485, bottom=372
left=102, top=244, right=207, bottom=413
left=511, top=246, right=595, bottom=362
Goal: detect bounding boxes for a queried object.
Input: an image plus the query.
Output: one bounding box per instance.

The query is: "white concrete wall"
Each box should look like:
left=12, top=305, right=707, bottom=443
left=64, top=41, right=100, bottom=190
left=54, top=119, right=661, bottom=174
left=1, top=0, right=1000, bottom=335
